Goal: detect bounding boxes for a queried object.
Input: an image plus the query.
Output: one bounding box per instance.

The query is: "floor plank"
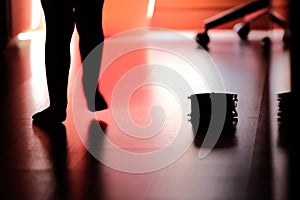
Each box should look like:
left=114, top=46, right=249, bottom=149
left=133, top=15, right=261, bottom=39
left=0, top=29, right=290, bottom=200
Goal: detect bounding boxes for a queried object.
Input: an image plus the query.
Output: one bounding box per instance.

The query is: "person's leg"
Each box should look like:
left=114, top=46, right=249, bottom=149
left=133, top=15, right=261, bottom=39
left=74, top=0, right=107, bottom=112
left=33, top=0, right=75, bottom=123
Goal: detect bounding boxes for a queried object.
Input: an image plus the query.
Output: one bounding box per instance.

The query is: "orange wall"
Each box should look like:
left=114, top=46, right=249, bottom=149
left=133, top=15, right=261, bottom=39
left=35, top=0, right=289, bottom=37
left=102, top=0, right=149, bottom=36
left=150, top=0, right=289, bottom=30
left=101, top=0, right=289, bottom=34
left=11, top=0, right=32, bottom=38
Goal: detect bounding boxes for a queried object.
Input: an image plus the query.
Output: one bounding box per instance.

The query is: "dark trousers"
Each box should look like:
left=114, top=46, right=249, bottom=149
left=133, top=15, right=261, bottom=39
left=40, top=0, right=105, bottom=111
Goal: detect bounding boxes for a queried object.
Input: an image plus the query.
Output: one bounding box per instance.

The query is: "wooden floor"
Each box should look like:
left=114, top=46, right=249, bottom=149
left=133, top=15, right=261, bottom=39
left=0, top=29, right=292, bottom=200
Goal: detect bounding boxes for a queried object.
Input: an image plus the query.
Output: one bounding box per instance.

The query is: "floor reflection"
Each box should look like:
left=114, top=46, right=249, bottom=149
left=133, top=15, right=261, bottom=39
left=32, top=122, right=69, bottom=200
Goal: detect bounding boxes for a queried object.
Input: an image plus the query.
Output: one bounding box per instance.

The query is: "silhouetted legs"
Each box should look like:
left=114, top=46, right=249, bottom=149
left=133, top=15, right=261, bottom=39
left=33, top=0, right=107, bottom=123
left=75, top=0, right=107, bottom=111
left=32, top=0, right=74, bottom=122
